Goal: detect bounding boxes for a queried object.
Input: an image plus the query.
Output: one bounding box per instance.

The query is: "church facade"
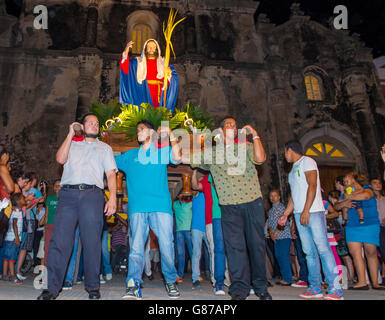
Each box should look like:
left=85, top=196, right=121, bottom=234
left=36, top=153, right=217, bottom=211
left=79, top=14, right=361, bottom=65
left=1, top=0, right=385, bottom=201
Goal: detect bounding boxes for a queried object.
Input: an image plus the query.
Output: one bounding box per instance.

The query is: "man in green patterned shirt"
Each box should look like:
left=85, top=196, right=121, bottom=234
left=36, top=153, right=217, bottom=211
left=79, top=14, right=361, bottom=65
left=187, top=117, right=271, bottom=300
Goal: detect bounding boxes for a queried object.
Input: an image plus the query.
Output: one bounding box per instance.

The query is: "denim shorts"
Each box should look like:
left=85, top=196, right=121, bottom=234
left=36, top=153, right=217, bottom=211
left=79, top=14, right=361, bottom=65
left=2, top=240, right=20, bottom=262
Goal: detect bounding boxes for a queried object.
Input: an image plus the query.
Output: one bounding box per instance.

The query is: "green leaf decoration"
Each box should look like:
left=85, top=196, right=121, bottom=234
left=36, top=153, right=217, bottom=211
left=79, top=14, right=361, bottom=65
left=180, top=101, right=215, bottom=133
left=88, top=99, right=122, bottom=131
left=111, top=103, right=187, bottom=140
left=87, top=100, right=214, bottom=141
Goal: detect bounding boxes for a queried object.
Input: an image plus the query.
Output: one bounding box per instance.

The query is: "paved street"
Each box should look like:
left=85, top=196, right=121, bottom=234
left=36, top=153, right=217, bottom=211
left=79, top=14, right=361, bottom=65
left=0, top=270, right=384, bottom=300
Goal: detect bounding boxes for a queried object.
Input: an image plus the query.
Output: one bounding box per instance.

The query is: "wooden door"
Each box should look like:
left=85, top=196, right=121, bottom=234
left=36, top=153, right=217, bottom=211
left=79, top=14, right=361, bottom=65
left=318, top=166, right=352, bottom=197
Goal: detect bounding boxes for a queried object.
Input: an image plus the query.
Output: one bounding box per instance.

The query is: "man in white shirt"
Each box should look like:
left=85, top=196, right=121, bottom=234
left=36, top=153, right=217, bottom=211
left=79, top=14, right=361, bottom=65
left=278, top=140, right=343, bottom=300
left=37, top=113, right=117, bottom=301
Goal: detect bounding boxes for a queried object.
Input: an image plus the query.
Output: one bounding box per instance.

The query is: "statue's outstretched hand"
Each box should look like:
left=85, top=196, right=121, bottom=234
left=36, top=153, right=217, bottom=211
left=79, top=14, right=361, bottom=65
left=123, top=41, right=134, bottom=55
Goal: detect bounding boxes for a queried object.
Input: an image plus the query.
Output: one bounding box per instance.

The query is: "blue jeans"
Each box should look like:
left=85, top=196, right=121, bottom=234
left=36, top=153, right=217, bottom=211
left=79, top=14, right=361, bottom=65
left=274, top=238, right=292, bottom=284
left=100, top=230, right=112, bottom=275
left=191, top=229, right=210, bottom=283
left=176, top=230, right=193, bottom=278
left=294, top=211, right=340, bottom=290
left=212, top=219, right=226, bottom=288
left=64, top=227, right=80, bottom=284
left=294, top=233, right=308, bottom=282
left=126, top=212, right=178, bottom=285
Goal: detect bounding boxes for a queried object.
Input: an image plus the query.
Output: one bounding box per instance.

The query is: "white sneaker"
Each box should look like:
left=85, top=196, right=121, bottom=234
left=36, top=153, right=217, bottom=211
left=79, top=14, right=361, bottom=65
left=106, top=273, right=112, bottom=281
left=249, top=288, right=255, bottom=295
left=16, top=273, right=27, bottom=281
left=215, top=288, right=226, bottom=296
left=99, top=275, right=106, bottom=284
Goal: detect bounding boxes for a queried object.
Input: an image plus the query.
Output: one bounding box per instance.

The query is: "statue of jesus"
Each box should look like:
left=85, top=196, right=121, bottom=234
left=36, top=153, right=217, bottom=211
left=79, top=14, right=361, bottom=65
left=119, top=39, right=179, bottom=113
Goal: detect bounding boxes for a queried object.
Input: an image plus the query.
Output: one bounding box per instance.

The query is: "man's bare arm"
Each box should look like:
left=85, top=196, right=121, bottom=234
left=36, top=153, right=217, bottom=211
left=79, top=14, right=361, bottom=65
left=191, top=169, right=203, bottom=191
left=104, top=169, right=117, bottom=217
left=56, top=122, right=81, bottom=164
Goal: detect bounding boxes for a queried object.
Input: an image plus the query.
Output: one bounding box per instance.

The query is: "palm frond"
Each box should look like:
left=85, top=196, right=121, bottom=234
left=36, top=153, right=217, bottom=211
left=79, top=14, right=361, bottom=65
left=180, top=101, right=215, bottom=132
left=88, top=99, right=122, bottom=131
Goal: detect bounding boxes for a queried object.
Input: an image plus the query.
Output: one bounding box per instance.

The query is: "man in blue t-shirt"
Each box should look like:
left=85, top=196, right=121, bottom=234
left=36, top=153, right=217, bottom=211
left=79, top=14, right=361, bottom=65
left=115, top=120, right=181, bottom=299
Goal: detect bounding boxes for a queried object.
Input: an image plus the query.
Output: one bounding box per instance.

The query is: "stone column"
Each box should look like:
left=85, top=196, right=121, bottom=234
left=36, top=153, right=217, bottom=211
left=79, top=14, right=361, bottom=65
left=85, top=3, right=98, bottom=47
left=0, top=2, right=20, bottom=47
left=343, top=71, right=381, bottom=178
left=266, top=60, right=298, bottom=201
left=76, top=51, right=102, bottom=120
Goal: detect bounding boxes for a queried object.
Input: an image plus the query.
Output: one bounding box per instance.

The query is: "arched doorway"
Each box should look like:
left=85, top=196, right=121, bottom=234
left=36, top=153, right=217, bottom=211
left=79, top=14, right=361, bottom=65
left=304, top=138, right=354, bottom=195
left=300, top=127, right=365, bottom=196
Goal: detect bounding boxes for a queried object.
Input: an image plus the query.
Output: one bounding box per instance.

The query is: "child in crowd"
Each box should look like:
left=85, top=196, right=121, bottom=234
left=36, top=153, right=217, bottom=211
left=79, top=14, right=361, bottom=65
left=109, top=215, right=128, bottom=272
left=328, top=190, right=355, bottom=286
left=2, top=193, right=25, bottom=284
left=16, top=179, right=40, bottom=280
left=345, top=186, right=365, bottom=224
left=323, top=199, right=343, bottom=285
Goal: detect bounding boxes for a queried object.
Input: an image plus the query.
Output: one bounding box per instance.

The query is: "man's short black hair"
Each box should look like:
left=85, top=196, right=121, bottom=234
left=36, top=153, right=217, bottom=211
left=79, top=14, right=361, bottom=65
left=284, top=140, right=304, bottom=155
left=136, top=120, right=155, bottom=131
left=81, top=113, right=98, bottom=124
left=218, top=115, right=236, bottom=128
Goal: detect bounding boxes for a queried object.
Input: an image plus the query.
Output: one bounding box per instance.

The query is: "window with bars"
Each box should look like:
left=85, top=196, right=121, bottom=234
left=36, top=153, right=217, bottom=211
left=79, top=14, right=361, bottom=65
left=304, top=74, right=323, bottom=101
left=132, top=24, right=152, bottom=55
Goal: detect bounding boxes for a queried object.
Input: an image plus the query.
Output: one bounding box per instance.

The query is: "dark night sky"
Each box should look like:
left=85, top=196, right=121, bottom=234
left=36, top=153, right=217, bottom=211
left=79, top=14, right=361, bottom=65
left=256, top=0, right=385, bottom=58
left=5, top=0, right=385, bottom=57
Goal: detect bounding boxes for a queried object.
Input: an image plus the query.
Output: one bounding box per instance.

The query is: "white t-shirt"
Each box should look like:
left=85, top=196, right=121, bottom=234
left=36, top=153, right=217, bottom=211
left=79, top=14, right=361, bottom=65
left=288, top=156, right=324, bottom=213
left=5, top=208, right=23, bottom=241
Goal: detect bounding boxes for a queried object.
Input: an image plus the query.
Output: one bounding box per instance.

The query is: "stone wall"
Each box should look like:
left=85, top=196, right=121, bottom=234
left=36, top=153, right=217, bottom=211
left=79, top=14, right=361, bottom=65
left=1, top=0, right=385, bottom=204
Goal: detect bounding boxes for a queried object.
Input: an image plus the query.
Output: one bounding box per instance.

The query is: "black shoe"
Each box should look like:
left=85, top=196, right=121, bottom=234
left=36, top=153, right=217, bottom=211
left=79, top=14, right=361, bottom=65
left=256, top=291, right=272, bottom=300
left=88, top=290, right=101, bottom=300
left=122, top=284, right=142, bottom=299
left=267, top=281, right=274, bottom=288
left=37, top=290, right=56, bottom=300
left=231, top=294, right=246, bottom=300
left=165, top=282, right=180, bottom=298
left=146, top=274, right=154, bottom=281
left=275, top=280, right=291, bottom=286
left=192, top=280, right=201, bottom=290
left=348, top=285, right=369, bottom=290
left=372, top=286, right=385, bottom=290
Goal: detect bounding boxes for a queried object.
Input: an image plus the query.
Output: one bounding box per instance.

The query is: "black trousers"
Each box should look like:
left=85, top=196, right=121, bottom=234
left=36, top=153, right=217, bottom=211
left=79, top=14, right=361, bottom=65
left=220, top=197, right=267, bottom=298
left=46, top=188, right=104, bottom=297
left=266, top=238, right=281, bottom=278
left=33, top=229, right=44, bottom=265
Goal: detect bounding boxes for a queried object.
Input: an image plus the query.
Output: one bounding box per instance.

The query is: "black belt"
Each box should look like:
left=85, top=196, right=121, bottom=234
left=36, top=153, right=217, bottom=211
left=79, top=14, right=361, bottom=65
left=62, top=184, right=100, bottom=191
